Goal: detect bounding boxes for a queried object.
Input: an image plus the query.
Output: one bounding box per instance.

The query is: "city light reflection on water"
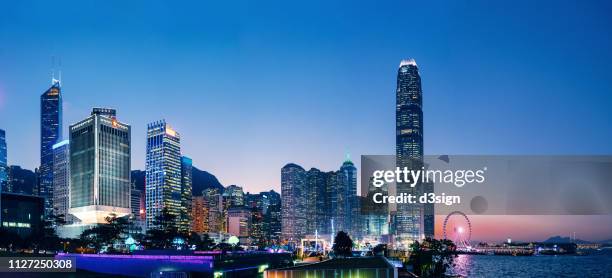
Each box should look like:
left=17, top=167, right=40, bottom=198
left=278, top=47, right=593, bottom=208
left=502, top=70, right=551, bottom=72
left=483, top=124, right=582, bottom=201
left=449, top=254, right=473, bottom=277
left=448, top=251, right=612, bottom=277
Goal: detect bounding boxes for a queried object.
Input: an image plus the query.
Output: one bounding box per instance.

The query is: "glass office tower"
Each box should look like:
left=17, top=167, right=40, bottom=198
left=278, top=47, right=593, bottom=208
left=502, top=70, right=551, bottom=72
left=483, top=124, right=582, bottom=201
left=0, top=129, right=7, bottom=191
left=395, top=59, right=434, bottom=247
left=280, top=163, right=307, bottom=247
left=69, top=108, right=131, bottom=224
left=145, top=120, right=182, bottom=230
left=180, top=156, right=192, bottom=232
left=53, top=140, right=76, bottom=224
left=40, top=80, right=62, bottom=217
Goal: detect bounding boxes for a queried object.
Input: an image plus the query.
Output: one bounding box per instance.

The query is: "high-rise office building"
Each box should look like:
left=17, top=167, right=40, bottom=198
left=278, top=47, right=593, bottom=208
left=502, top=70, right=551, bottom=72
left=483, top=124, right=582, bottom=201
left=223, top=185, right=244, bottom=208
left=260, top=190, right=281, bottom=214
left=130, top=185, right=144, bottom=220
left=245, top=192, right=265, bottom=212
left=203, top=188, right=222, bottom=233
left=281, top=161, right=361, bottom=244
left=305, top=168, right=329, bottom=234
left=191, top=196, right=209, bottom=233
left=363, top=178, right=390, bottom=237
left=245, top=190, right=281, bottom=245
left=145, top=120, right=182, bottom=230
left=245, top=192, right=273, bottom=246
left=338, top=159, right=359, bottom=237
left=326, top=171, right=338, bottom=236
left=227, top=207, right=251, bottom=238
left=52, top=140, right=76, bottom=224
left=6, top=166, right=37, bottom=195
left=0, top=193, right=44, bottom=238
left=395, top=58, right=433, bottom=246
left=249, top=206, right=266, bottom=246
left=130, top=170, right=146, bottom=221
left=179, top=156, right=193, bottom=232
left=262, top=190, right=282, bottom=244
left=280, top=163, right=306, bottom=246
left=0, top=129, right=7, bottom=191
left=40, top=80, right=62, bottom=217
left=69, top=108, right=131, bottom=224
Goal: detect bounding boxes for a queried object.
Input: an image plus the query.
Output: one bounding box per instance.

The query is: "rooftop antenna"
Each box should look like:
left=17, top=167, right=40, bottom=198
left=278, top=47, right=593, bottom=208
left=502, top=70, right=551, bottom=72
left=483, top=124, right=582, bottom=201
left=344, top=149, right=351, bottom=163
left=51, top=56, right=56, bottom=84
left=51, top=56, right=61, bottom=85
left=58, top=57, right=62, bottom=85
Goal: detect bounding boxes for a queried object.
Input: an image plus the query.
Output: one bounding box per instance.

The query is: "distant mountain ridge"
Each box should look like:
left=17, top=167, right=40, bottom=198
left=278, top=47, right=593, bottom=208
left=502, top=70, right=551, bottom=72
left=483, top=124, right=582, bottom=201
left=192, top=166, right=224, bottom=195
left=132, top=167, right=225, bottom=196
left=543, top=235, right=593, bottom=244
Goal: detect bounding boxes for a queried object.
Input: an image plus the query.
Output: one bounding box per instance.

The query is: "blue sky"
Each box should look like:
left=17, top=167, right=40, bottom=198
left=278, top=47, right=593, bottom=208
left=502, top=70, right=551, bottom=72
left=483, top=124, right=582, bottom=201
left=1, top=0, right=611, bottom=193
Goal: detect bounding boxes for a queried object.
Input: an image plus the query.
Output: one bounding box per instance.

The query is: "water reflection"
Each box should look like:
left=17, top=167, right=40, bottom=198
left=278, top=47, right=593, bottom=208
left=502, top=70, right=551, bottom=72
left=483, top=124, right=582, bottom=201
left=449, top=254, right=473, bottom=277
left=446, top=250, right=612, bottom=278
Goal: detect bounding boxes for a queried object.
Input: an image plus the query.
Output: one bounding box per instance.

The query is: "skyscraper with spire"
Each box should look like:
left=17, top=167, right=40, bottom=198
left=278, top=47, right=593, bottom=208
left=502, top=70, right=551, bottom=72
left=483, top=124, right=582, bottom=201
left=40, top=78, right=62, bottom=217
left=395, top=58, right=433, bottom=247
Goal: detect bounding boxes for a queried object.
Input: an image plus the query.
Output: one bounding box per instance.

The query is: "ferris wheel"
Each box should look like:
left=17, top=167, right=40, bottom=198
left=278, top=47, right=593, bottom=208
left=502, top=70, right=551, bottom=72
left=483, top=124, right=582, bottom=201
left=443, top=211, right=472, bottom=249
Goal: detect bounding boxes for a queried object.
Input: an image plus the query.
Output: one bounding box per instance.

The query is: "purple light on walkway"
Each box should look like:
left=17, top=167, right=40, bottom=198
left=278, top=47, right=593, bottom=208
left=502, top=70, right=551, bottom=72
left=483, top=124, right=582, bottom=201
left=56, top=253, right=214, bottom=276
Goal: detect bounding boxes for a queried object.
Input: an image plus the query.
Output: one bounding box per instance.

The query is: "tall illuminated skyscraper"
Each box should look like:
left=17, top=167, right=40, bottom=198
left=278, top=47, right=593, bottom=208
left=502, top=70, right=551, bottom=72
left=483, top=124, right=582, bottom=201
left=0, top=129, right=7, bottom=191
left=280, top=163, right=306, bottom=247
left=69, top=108, right=131, bottom=224
left=179, top=156, right=192, bottom=232
left=395, top=58, right=433, bottom=246
left=203, top=188, right=222, bottom=233
left=282, top=160, right=360, bottom=244
left=53, top=140, right=76, bottom=224
left=223, top=184, right=244, bottom=208
left=338, top=159, right=359, bottom=237
left=191, top=196, right=209, bottom=233
left=145, top=120, right=182, bottom=230
left=40, top=79, right=62, bottom=217
left=305, top=168, right=327, bottom=234
left=262, top=190, right=282, bottom=244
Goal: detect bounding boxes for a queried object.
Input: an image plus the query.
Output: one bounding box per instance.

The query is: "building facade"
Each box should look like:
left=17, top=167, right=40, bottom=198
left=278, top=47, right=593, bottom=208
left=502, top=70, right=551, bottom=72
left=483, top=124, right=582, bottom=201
left=52, top=140, right=76, bottom=224
left=203, top=188, right=222, bottom=233
left=145, top=120, right=182, bottom=230
left=281, top=161, right=360, bottom=245
left=180, top=156, right=193, bottom=232
left=395, top=59, right=433, bottom=246
left=130, top=185, right=144, bottom=220
left=281, top=163, right=307, bottom=247
left=337, top=160, right=360, bottom=238
left=263, top=190, right=282, bottom=244
left=0, top=129, right=7, bottom=191
left=130, top=170, right=146, bottom=220
left=69, top=108, right=131, bottom=224
left=40, top=80, right=62, bottom=218
left=245, top=191, right=280, bottom=246
left=6, top=166, right=37, bottom=195
left=191, top=196, right=209, bottom=233
left=223, top=185, right=244, bottom=208
left=227, top=207, right=251, bottom=238
left=306, top=168, right=328, bottom=234
left=0, top=193, right=44, bottom=238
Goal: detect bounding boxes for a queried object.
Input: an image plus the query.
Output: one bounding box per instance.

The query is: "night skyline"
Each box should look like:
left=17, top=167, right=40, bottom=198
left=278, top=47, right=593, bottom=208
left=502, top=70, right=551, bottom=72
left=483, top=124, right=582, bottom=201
left=1, top=1, right=612, bottom=244
left=1, top=1, right=611, bottom=195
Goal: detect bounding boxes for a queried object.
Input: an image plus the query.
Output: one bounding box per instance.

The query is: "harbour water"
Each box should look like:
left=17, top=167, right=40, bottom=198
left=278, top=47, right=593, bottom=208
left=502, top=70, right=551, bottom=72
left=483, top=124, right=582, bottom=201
left=449, top=249, right=612, bottom=277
